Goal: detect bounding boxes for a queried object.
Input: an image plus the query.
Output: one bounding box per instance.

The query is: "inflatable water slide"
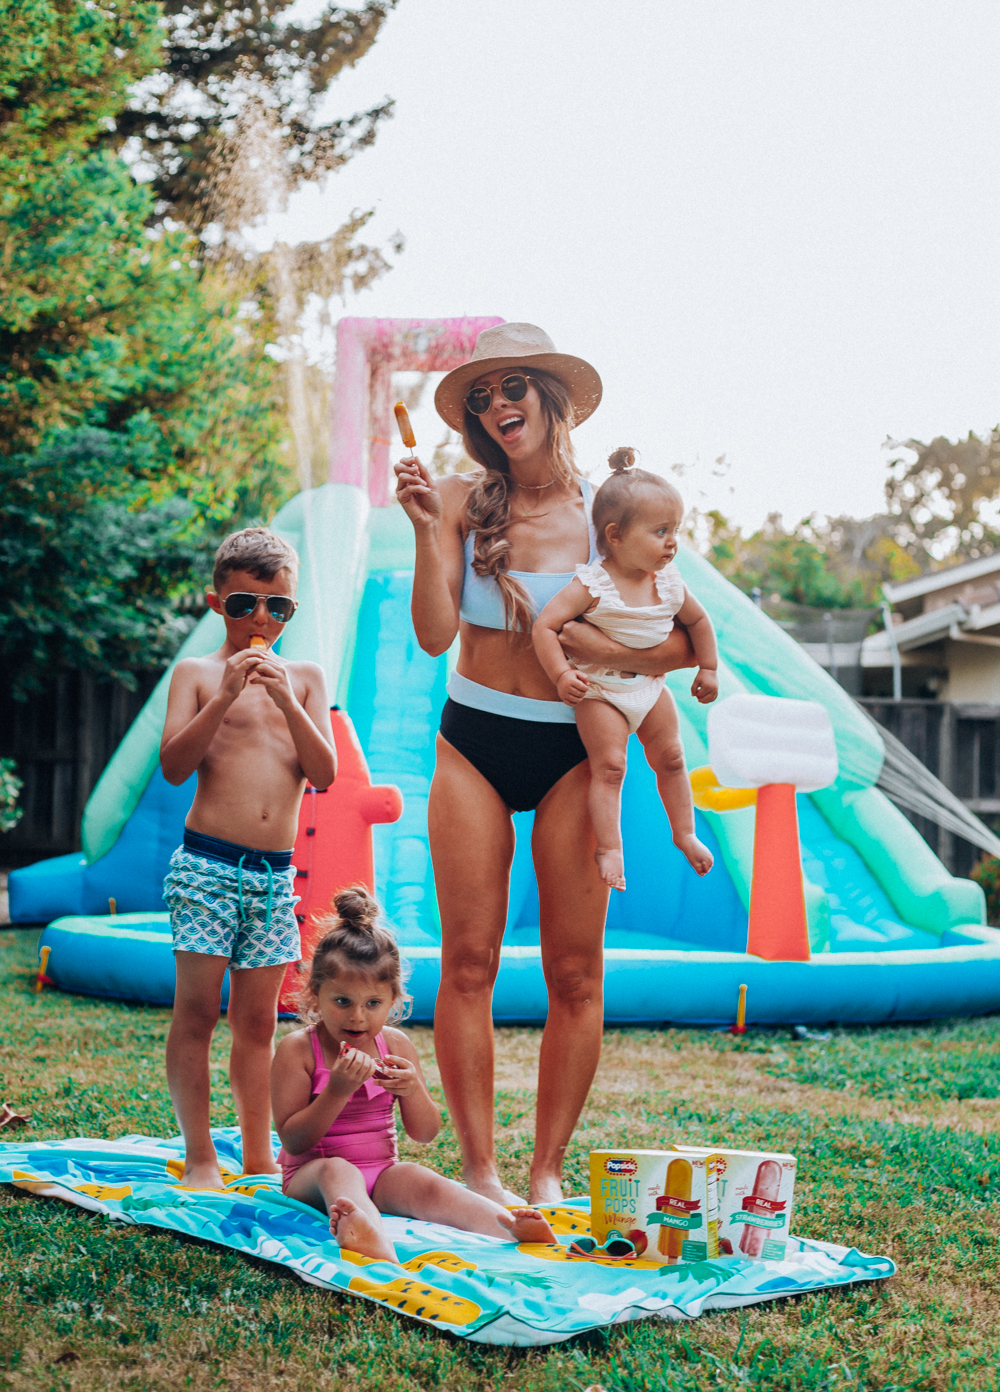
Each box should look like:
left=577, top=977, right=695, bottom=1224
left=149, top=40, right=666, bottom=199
left=11, top=318, right=1000, bottom=1024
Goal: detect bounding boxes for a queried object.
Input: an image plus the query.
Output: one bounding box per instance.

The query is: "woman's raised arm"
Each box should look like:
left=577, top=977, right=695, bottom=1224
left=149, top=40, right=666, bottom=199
left=394, top=459, right=468, bottom=657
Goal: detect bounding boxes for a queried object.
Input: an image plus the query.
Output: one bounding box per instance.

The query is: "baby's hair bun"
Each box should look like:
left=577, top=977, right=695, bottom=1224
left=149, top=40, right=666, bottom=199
left=608, top=447, right=637, bottom=473
left=333, top=885, right=379, bottom=935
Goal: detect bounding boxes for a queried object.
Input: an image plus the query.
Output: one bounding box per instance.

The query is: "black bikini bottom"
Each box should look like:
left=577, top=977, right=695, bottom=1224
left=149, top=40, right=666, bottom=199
left=439, top=698, right=588, bottom=813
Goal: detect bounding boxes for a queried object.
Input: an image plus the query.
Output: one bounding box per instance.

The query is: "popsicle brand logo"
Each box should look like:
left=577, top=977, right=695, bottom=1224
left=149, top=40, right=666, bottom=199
left=604, top=1157, right=639, bottom=1177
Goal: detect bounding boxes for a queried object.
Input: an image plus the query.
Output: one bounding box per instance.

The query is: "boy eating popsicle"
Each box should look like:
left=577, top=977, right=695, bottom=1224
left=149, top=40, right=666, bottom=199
left=160, top=527, right=336, bottom=1188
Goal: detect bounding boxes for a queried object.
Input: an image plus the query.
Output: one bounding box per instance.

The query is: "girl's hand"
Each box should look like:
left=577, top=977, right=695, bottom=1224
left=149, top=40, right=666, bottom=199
left=325, top=1046, right=378, bottom=1096
left=556, top=669, right=590, bottom=705
left=373, top=1054, right=419, bottom=1098
left=691, top=668, right=719, bottom=704
left=394, top=456, right=442, bottom=530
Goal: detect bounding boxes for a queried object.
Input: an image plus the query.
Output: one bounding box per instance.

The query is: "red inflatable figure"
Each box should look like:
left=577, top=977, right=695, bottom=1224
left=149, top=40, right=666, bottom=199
left=277, top=710, right=403, bottom=1014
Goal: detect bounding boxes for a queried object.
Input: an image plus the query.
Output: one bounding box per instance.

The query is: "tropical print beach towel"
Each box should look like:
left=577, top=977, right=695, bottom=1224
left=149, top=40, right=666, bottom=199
left=1, top=1130, right=895, bottom=1347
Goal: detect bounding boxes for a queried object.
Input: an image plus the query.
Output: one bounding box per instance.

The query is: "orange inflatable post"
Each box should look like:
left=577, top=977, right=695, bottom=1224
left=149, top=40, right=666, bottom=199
left=746, top=783, right=810, bottom=962
left=278, top=710, right=403, bottom=1012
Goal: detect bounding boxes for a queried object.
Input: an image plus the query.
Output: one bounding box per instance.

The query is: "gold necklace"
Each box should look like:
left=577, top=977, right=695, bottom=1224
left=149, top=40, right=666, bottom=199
left=515, top=478, right=557, bottom=491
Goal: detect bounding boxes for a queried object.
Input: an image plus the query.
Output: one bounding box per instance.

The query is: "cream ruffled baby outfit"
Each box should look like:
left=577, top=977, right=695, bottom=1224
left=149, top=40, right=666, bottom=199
left=572, top=560, right=686, bottom=733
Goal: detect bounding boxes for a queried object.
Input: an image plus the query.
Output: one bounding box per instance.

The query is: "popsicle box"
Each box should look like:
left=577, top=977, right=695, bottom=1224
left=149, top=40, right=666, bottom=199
left=672, top=1146, right=796, bottom=1261
left=589, top=1149, right=720, bottom=1265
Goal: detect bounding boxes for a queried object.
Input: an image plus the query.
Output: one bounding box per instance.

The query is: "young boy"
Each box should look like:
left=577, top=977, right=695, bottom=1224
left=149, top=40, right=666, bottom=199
left=160, top=527, right=336, bottom=1188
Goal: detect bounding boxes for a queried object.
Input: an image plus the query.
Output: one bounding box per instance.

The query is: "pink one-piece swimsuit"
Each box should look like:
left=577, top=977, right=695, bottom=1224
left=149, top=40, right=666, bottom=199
left=278, top=1027, right=399, bottom=1196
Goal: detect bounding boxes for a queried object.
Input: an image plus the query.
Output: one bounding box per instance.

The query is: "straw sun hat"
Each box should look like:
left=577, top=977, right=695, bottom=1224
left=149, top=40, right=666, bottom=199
left=433, top=323, right=603, bottom=432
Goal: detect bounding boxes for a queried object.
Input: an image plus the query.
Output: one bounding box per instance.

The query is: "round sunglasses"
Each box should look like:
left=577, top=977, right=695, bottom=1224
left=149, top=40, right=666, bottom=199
left=465, top=373, right=533, bottom=416
left=222, top=592, right=297, bottom=625
left=568, top=1233, right=637, bottom=1259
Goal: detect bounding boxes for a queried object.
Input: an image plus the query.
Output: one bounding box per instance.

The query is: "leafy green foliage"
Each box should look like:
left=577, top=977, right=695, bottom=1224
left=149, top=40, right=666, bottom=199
left=0, top=428, right=214, bottom=697
left=107, top=1, right=397, bottom=226
left=692, top=510, right=921, bottom=608
left=1, top=149, right=292, bottom=515
left=0, top=759, right=23, bottom=832
left=0, top=0, right=163, bottom=187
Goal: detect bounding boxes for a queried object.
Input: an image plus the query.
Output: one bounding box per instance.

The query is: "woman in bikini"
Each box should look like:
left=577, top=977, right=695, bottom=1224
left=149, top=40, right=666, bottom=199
left=393, top=323, right=694, bottom=1205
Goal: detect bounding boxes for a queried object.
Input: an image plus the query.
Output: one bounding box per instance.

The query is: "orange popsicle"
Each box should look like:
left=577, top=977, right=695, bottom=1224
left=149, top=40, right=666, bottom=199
left=394, top=401, right=417, bottom=452
left=249, top=636, right=268, bottom=651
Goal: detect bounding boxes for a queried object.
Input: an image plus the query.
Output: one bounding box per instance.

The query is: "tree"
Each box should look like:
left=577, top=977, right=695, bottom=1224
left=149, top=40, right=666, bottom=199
left=0, top=0, right=162, bottom=187
left=885, top=430, right=1000, bottom=565
left=691, top=509, right=920, bottom=607
left=1, top=147, right=292, bottom=519
left=0, top=428, right=214, bottom=697
left=103, top=0, right=397, bottom=227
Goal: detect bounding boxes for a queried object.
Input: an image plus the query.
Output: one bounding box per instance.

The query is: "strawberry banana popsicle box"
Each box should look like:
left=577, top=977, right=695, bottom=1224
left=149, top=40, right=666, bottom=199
left=589, top=1150, right=720, bottom=1265
left=672, top=1145, right=797, bottom=1261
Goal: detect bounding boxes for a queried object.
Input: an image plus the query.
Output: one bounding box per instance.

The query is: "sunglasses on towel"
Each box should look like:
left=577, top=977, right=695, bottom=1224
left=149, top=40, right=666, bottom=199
left=222, top=592, right=297, bottom=624
left=464, top=374, right=533, bottom=416
left=568, top=1233, right=637, bottom=1259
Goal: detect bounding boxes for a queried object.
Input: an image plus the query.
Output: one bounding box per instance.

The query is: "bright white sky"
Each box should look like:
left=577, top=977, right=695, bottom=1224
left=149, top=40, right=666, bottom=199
left=264, top=0, right=1000, bottom=530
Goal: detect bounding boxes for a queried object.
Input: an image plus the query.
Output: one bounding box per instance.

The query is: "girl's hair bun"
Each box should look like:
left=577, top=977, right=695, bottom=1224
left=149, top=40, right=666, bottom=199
left=608, top=447, right=637, bottom=473
left=301, top=884, right=411, bottom=1024
left=332, top=885, right=379, bottom=935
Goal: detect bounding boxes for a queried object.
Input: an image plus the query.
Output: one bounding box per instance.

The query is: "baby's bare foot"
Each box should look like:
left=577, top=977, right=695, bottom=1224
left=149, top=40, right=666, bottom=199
left=595, top=848, right=626, bottom=891
left=501, top=1208, right=558, bottom=1244
left=674, top=834, right=714, bottom=877
left=177, top=1160, right=225, bottom=1190
left=328, top=1196, right=397, bottom=1263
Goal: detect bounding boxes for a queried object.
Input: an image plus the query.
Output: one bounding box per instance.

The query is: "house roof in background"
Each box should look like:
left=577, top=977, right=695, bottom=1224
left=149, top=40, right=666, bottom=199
left=884, top=553, right=1000, bottom=604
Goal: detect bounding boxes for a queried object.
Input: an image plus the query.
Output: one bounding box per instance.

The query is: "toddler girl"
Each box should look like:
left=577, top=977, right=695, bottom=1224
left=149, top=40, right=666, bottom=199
left=533, top=448, right=719, bottom=891
left=271, top=886, right=555, bottom=1262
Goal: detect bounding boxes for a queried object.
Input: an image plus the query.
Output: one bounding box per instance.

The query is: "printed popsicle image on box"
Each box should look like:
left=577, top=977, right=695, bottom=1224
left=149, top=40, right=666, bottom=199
left=672, top=1146, right=796, bottom=1262
left=589, top=1149, right=719, bottom=1266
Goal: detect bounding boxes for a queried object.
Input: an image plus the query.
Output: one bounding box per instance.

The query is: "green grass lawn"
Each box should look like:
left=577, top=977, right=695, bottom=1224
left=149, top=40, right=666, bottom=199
left=2, top=927, right=1000, bottom=1392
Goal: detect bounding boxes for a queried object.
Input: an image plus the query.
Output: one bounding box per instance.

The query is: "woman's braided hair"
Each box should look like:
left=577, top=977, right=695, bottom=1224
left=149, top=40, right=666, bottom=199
left=299, top=886, right=411, bottom=1024
left=460, top=367, right=580, bottom=633
left=591, top=447, right=683, bottom=557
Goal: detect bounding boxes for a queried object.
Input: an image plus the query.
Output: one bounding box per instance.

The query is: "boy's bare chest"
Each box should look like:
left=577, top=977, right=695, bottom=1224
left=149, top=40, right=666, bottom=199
left=203, top=682, right=299, bottom=753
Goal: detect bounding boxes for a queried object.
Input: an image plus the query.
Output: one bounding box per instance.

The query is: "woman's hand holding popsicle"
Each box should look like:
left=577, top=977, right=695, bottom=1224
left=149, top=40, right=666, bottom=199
left=394, top=455, right=442, bottom=529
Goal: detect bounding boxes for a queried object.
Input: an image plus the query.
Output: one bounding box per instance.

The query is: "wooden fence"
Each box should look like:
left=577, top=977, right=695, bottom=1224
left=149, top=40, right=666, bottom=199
left=0, top=671, right=159, bottom=867
left=858, top=698, right=1000, bottom=876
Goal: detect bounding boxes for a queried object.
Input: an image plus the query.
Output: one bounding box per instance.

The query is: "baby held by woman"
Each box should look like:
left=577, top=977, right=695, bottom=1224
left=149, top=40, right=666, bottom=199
left=533, top=449, right=719, bottom=891
left=271, top=887, right=555, bottom=1263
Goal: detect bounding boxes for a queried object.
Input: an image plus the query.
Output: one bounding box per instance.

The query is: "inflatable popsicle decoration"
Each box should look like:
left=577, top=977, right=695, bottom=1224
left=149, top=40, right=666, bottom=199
left=695, top=694, right=839, bottom=963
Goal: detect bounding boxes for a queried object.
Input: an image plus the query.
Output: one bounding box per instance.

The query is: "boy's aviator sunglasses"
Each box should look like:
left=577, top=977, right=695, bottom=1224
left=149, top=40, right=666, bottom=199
left=223, top=593, right=297, bottom=624
left=465, top=374, right=533, bottom=415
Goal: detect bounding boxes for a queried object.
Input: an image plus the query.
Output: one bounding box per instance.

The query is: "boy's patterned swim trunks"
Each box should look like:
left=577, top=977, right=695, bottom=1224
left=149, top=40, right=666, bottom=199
left=164, top=830, right=301, bottom=970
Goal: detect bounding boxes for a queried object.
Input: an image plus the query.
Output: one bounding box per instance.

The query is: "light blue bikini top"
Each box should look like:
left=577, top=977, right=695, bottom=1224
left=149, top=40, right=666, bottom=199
left=460, top=478, right=599, bottom=630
